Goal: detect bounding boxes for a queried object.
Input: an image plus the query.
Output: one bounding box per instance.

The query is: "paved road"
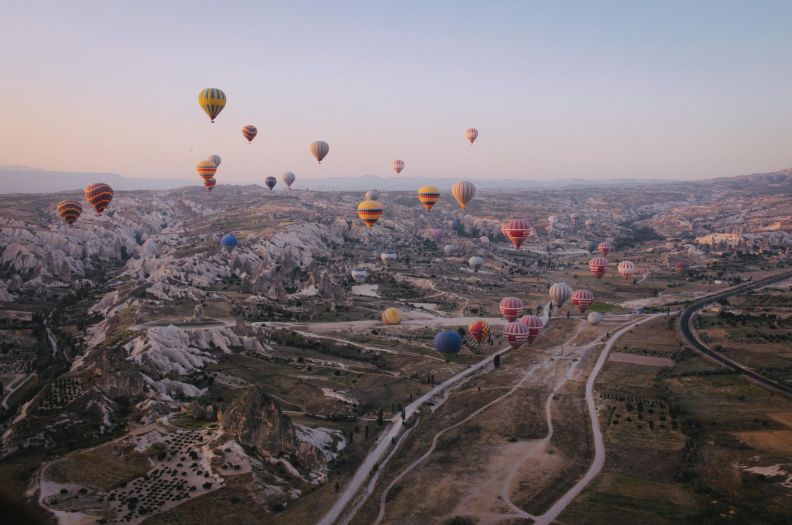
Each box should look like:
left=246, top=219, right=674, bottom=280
left=678, top=270, right=792, bottom=399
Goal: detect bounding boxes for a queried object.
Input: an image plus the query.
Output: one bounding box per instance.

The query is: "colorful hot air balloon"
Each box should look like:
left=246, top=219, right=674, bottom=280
left=351, top=268, right=368, bottom=283
left=392, top=159, right=404, bottom=175
left=196, top=160, right=217, bottom=182
left=499, top=297, right=524, bottom=322
left=220, top=233, right=238, bottom=253
left=265, top=176, right=277, bottom=191
left=519, top=315, right=543, bottom=345
left=598, top=241, right=612, bottom=256
left=588, top=311, right=603, bottom=325
left=381, top=251, right=397, bottom=265
left=443, top=244, right=455, bottom=256
left=310, top=141, right=330, bottom=163
left=418, top=185, right=440, bottom=211
left=585, top=240, right=597, bottom=254
left=502, top=219, right=531, bottom=249
left=382, top=307, right=402, bottom=325
left=468, top=256, right=484, bottom=272
left=617, top=261, right=636, bottom=281
left=365, top=189, right=379, bottom=201
left=56, top=200, right=82, bottom=225
left=589, top=256, right=609, bottom=279
left=434, top=330, right=462, bottom=360
left=282, top=172, right=296, bottom=189
left=242, top=125, right=258, bottom=143
left=504, top=321, right=530, bottom=350
left=198, top=88, right=226, bottom=122
left=429, top=228, right=445, bottom=242
left=549, top=282, right=572, bottom=307
left=572, top=289, right=595, bottom=314
left=468, top=320, right=490, bottom=343
left=204, top=178, right=217, bottom=192
left=208, top=154, right=221, bottom=168
left=357, top=200, right=383, bottom=229
left=451, top=181, right=476, bottom=209
left=465, top=128, right=479, bottom=145
left=84, top=183, right=113, bottom=215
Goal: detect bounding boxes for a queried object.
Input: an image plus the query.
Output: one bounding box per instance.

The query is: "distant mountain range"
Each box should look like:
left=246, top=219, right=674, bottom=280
left=0, top=165, right=789, bottom=194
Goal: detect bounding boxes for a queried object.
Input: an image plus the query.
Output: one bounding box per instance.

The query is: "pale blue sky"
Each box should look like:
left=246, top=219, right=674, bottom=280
left=1, top=0, right=791, bottom=182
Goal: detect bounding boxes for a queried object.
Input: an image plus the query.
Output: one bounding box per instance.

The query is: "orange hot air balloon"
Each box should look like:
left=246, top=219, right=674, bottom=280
left=196, top=160, right=217, bottom=182
left=417, top=185, right=440, bottom=210
left=468, top=320, right=490, bottom=343
left=56, top=200, right=83, bottom=225
left=84, top=183, right=114, bottom=215
left=357, top=199, right=383, bottom=229
left=465, top=128, right=479, bottom=144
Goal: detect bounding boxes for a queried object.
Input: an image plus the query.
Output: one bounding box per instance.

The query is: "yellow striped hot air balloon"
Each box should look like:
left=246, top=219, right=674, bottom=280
left=196, top=160, right=217, bottom=182
left=56, top=200, right=83, bottom=225
left=357, top=199, right=383, bottom=229
left=198, top=88, right=226, bottom=122
left=84, top=183, right=114, bottom=215
left=417, top=185, right=440, bottom=211
left=382, top=307, right=402, bottom=325
left=451, top=181, right=475, bottom=209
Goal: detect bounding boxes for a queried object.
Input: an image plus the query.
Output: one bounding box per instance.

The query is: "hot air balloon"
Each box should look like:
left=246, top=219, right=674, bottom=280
left=572, top=289, right=595, bottom=314
left=382, top=307, right=402, bottom=325
left=282, top=172, right=296, bottom=189
left=502, top=219, right=531, bottom=249
left=617, top=261, right=636, bottom=281
left=56, top=200, right=82, bottom=225
left=242, top=125, right=258, bottom=143
left=468, top=256, right=484, bottom=272
left=675, top=261, right=688, bottom=273
left=451, top=181, right=476, bottom=209
left=468, top=320, right=490, bottom=343
left=585, top=219, right=594, bottom=231
left=585, top=240, right=597, bottom=254
left=208, top=154, right=221, bottom=168
left=429, top=228, right=445, bottom=242
left=569, top=213, right=578, bottom=227
left=392, top=159, right=404, bottom=175
left=357, top=200, right=383, bottom=229
left=381, top=251, right=397, bottom=265
left=598, top=241, right=612, bottom=256
left=443, top=244, right=455, bottom=256
left=499, top=297, right=524, bottom=322
left=220, top=233, right=238, bottom=253
left=589, top=256, right=609, bottom=279
left=418, top=185, right=440, bottom=211
left=519, top=315, right=543, bottom=345
left=588, top=311, right=603, bottom=325
left=465, top=128, right=479, bottom=145
left=365, top=189, right=379, bottom=201
left=204, top=178, right=216, bottom=192
left=198, top=88, right=226, bottom=122
left=549, top=282, right=572, bottom=307
left=504, top=321, right=530, bottom=350
left=265, top=176, right=277, bottom=191
left=84, top=183, right=113, bottom=215
left=548, top=215, right=558, bottom=227
left=310, top=141, right=330, bottom=163
left=434, top=330, right=462, bottom=360
left=196, top=160, right=217, bottom=182
left=351, top=268, right=368, bottom=283
left=480, top=235, right=490, bottom=244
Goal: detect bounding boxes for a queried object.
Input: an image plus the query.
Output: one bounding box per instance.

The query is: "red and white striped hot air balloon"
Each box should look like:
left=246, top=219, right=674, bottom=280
left=519, top=315, right=543, bottom=345
left=499, top=297, right=524, bottom=322
left=392, top=159, right=404, bottom=175
left=502, top=219, right=531, bottom=249
left=589, top=256, right=609, bottom=279
left=504, top=321, right=530, bottom=350
left=465, top=128, right=479, bottom=145
left=572, top=289, right=595, bottom=314
left=617, top=260, right=636, bottom=281
left=598, top=241, right=612, bottom=256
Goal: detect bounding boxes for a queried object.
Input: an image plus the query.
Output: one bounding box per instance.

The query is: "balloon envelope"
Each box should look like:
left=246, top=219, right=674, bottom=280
left=434, top=330, right=462, bottom=355
left=198, top=88, right=226, bottom=122
left=221, top=233, right=238, bottom=252
left=311, top=141, right=330, bottom=163
left=358, top=200, right=383, bottom=229
left=451, top=181, right=476, bottom=209
left=465, top=128, right=479, bottom=144
left=382, top=307, right=402, bottom=325
left=365, top=189, right=379, bottom=201
left=468, top=256, right=484, bottom=272
left=57, top=200, right=83, bottom=225
left=549, top=282, right=572, bottom=307
left=265, top=177, right=277, bottom=190
left=282, top=172, right=296, bottom=188
left=84, top=183, right=113, bottom=215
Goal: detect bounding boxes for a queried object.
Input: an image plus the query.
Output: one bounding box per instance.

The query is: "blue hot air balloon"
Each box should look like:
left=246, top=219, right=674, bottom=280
left=434, top=330, right=462, bottom=361
left=221, top=233, right=238, bottom=253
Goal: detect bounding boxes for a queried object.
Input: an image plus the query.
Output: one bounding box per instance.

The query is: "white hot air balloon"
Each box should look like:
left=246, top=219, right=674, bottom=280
left=588, top=311, right=603, bottom=325
left=549, top=282, right=572, bottom=307
left=282, top=172, right=296, bottom=189
left=381, top=251, right=397, bottom=265
left=350, top=267, right=368, bottom=283
left=468, top=256, right=484, bottom=272
left=443, top=244, right=455, bottom=256
left=365, top=189, right=380, bottom=201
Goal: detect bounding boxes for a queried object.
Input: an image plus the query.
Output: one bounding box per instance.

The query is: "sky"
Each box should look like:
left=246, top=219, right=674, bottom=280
left=1, top=0, right=791, bottom=183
